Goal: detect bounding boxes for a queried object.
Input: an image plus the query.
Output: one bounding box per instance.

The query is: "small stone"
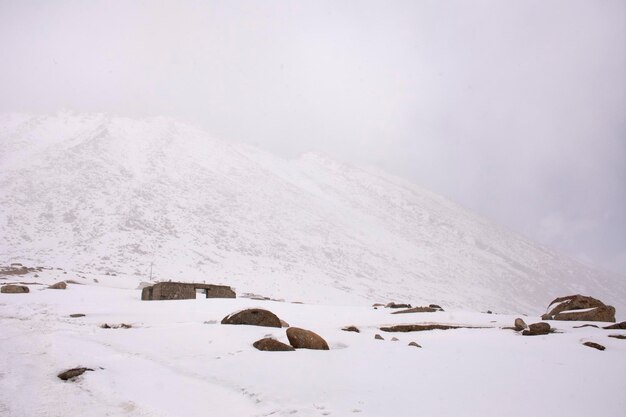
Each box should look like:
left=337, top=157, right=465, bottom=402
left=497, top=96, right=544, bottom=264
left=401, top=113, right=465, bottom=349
left=57, top=367, right=94, bottom=381
left=341, top=326, right=360, bottom=333
left=583, top=341, right=605, bottom=351
left=280, top=319, right=290, bottom=328
left=391, top=337, right=399, bottom=341
left=408, top=341, right=422, bottom=348
left=374, top=334, right=384, bottom=340
left=69, top=314, right=85, bottom=318
left=253, top=338, right=295, bottom=351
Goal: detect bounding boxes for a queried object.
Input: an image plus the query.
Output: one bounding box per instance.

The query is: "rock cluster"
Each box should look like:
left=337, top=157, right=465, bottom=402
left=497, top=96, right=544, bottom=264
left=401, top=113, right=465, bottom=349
left=542, top=295, right=615, bottom=322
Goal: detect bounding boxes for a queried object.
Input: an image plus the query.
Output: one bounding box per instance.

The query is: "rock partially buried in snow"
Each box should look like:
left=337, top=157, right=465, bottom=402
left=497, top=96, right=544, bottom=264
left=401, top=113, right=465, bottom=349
left=514, top=318, right=528, bottom=331
left=603, top=321, right=626, bottom=330
left=57, top=367, right=94, bottom=381
left=342, top=326, right=360, bottom=333
left=542, top=295, right=616, bottom=322
left=374, top=334, right=384, bottom=340
left=280, top=319, right=290, bottom=328
left=380, top=324, right=481, bottom=332
left=1, top=284, right=29, bottom=293
left=253, top=338, right=295, bottom=351
left=286, top=327, right=329, bottom=350
left=391, top=306, right=438, bottom=314
left=69, top=313, right=85, bottom=318
left=608, top=334, right=626, bottom=340
left=221, top=309, right=282, bottom=328
left=48, top=281, right=67, bottom=290
left=385, top=302, right=412, bottom=309
left=408, top=341, right=422, bottom=348
left=583, top=341, right=605, bottom=351
left=522, top=322, right=551, bottom=336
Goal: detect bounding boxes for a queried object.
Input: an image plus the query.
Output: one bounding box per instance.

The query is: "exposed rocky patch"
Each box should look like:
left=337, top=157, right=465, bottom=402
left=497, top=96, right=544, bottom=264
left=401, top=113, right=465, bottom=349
left=380, top=324, right=484, bottom=332
left=542, top=295, right=616, bottom=322
left=221, top=309, right=282, bottom=328
left=582, top=341, right=605, bottom=351
left=253, top=338, right=295, bottom=352
left=391, top=306, right=438, bottom=314
left=603, top=321, right=626, bottom=330
left=286, top=327, right=329, bottom=350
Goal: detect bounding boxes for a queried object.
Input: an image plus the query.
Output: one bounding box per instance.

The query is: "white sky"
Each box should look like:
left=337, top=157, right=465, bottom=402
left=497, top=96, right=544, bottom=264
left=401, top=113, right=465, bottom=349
left=1, top=0, right=624, bottom=275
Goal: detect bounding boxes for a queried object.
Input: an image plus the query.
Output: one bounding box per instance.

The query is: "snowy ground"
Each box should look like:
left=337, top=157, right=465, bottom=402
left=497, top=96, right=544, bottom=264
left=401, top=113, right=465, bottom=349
left=1, top=268, right=625, bottom=417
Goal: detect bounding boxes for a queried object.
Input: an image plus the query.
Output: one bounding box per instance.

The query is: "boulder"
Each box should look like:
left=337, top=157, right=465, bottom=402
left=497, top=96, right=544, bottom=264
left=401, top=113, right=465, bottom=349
left=374, top=334, right=384, bottom=340
left=341, top=326, right=360, bottom=333
left=514, top=318, right=528, bottom=331
left=603, top=321, right=626, bottom=330
left=583, top=341, right=605, bottom=351
left=49, top=281, right=67, bottom=290
left=1, top=284, right=29, bottom=294
left=253, top=338, right=295, bottom=351
left=408, top=341, right=422, bottom=348
left=57, top=367, right=94, bottom=381
left=522, top=322, right=551, bottom=336
left=286, top=327, right=329, bottom=350
left=221, top=309, right=282, bottom=328
left=542, top=295, right=616, bottom=322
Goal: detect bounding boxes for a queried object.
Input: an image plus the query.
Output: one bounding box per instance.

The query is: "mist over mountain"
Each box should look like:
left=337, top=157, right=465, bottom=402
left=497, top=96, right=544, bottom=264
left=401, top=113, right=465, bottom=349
left=1, top=112, right=623, bottom=313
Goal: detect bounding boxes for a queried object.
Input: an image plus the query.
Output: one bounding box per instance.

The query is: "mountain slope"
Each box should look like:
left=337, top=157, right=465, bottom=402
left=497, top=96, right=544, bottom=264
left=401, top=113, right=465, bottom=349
left=1, top=112, right=623, bottom=313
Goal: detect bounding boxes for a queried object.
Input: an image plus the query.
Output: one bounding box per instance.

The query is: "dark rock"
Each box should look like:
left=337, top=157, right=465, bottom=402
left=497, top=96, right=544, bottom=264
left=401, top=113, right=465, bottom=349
left=429, top=304, right=443, bottom=310
left=573, top=324, right=599, bottom=329
left=583, top=341, right=605, bottom=351
left=514, top=318, right=528, bottom=331
left=100, top=323, right=132, bottom=329
left=374, top=334, right=384, bottom=340
left=58, top=367, right=94, bottom=381
left=486, top=310, right=493, bottom=314
left=542, top=295, right=616, bottom=322
left=48, top=281, right=67, bottom=290
left=391, top=337, right=399, bottom=341
left=341, top=326, right=360, bottom=333
left=1, top=284, right=29, bottom=293
left=372, top=303, right=385, bottom=307
left=603, top=321, right=626, bottom=330
left=221, top=309, right=282, bottom=328
left=408, top=341, right=422, bottom=348
left=253, top=338, right=295, bottom=351
left=522, top=322, right=551, bottom=336
left=392, top=306, right=437, bottom=314
left=69, top=314, right=85, bottom=318
left=385, top=302, right=412, bottom=309
left=286, top=327, right=329, bottom=350
left=608, top=334, right=626, bottom=340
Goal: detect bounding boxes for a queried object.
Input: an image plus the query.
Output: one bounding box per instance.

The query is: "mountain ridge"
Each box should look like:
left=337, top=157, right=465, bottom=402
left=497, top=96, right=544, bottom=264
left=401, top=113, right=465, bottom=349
left=1, top=112, right=623, bottom=314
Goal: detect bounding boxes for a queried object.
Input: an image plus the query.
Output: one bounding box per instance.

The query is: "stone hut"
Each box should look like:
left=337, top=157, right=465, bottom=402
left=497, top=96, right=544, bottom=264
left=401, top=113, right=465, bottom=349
left=141, top=282, right=236, bottom=301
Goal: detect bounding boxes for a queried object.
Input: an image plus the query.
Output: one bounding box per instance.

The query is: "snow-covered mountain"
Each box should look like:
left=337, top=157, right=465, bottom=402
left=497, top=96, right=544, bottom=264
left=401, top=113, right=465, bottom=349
left=1, top=112, right=623, bottom=313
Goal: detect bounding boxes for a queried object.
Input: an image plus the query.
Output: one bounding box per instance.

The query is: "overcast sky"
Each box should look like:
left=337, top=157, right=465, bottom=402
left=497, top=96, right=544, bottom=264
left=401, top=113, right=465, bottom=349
left=1, top=0, right=624, bottom=275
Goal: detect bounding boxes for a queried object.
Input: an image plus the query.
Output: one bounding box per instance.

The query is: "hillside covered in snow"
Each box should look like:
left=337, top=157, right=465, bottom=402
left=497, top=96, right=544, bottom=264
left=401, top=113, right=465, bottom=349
left=1, top=112, right=623, bottom=313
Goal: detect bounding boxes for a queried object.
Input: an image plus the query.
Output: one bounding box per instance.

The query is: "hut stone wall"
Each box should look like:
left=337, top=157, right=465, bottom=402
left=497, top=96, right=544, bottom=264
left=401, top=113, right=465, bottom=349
left=141, top=282, right=236, bottom=301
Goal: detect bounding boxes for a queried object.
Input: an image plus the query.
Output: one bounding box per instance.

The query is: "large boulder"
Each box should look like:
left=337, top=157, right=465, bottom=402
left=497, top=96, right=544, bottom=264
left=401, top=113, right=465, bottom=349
left=221, top=309, right=282, bottom=328
left=286, top=327, right=329, bottom=350
left=522, top=322, right=551, bottom=336
left=1, top=284, right=29, bottom=294
left=253, top=338, right=295, bottom=351
left=541, top=295, right=616, bottom=322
